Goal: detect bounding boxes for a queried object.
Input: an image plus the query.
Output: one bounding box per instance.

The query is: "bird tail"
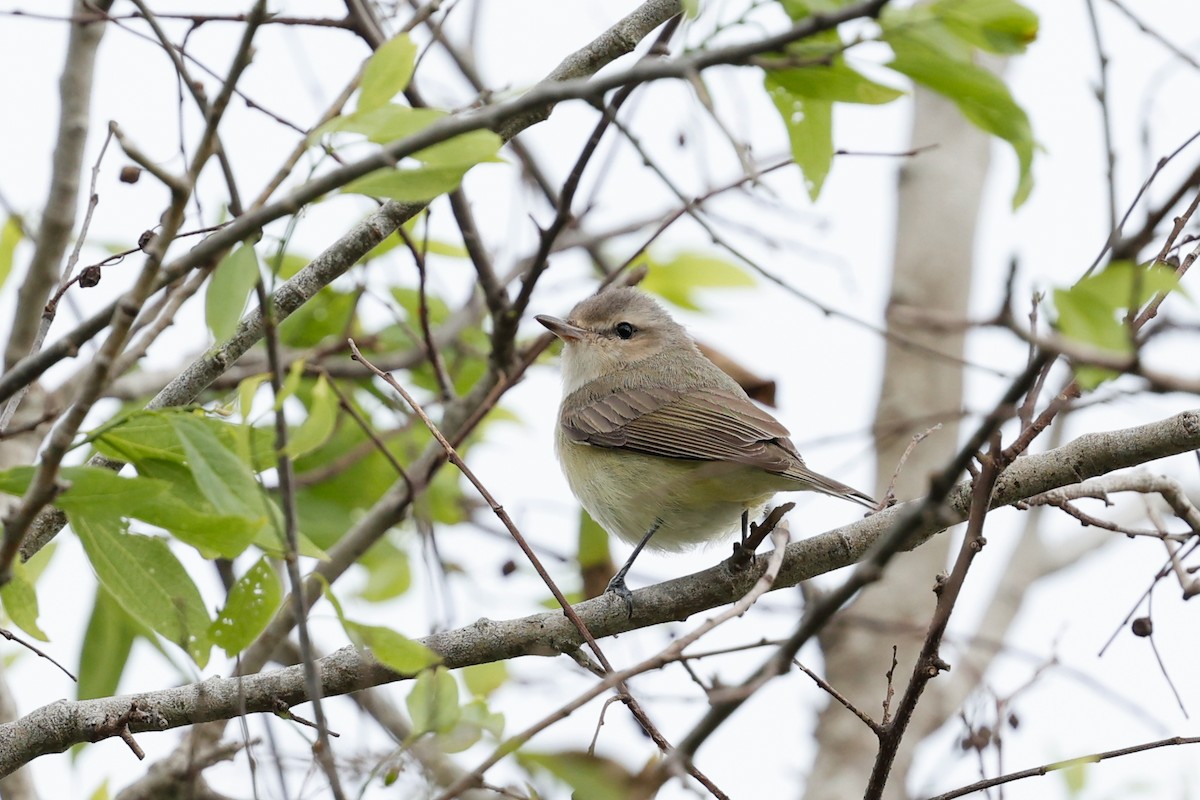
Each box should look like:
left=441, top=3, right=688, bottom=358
left=788, top=467, right=876, bottom=509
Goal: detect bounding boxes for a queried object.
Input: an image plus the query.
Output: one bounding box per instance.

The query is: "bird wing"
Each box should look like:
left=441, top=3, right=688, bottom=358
left=561, top=385, right=801, bottom=474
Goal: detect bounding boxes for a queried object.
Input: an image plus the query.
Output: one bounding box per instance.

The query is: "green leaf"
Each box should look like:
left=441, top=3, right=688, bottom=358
left=407, top=667, right=461, bottom=736
left=131, top=459, right=263, bottom=558
left=358, top=34, right=418, bottom=113
left=0, top=216, right=22, bottom=291
left=391, top=286, right=450, bottom=324
left=1052, top=260, right=1183, bottom=390
left=365, top=213, right=468, bottom=261
left=0, top=558, right=47, bottom=641
left=276, top=359, right=306, bottom=412
left=237, top=372, right=270, bottom=421
left=285, top=374, right=338, bottom=458
left=358, top=539, right=412, bottom=602
left=322, top=580, right=438, bottom=673
left=208, top=557, right=282, bottom=655
left=272, top=252, right=311, bottom=280
left=0, top=466, right=30, bottom=498
left=766, top=75, right=834, bottom=200
left=462, top=661, right=508, bottom=698
left=73, top=514, right=211, bottom=666
left=576, top=509, right=610, bottom=570
left=316, top=106, right=445, bottom=145
left=343, top=165, right=473, bottom=203
left=46, top=466, right=168, bottom=516
left=780, top=0, right=854, bottom=17
left=1053, top=286, right=1128, bottom=355
left=933, top=0, right=1038, bottom=54
left=766, top=63, right=903, bottom=104
left=636, top=250, right=754, bottom=311
left=92, top=408, right=276, bottom=473
left=346, top=622, right=441, bottom=675
left=885, top=24, right=1035, bottom=207
left=1079, top=259, right=1184, bottom=307
left=91, top=409, right=191, bottom=465
left=1059, top=756, right=1090, bottom=796
left=251, top=519, right=326, bottom=559
left=205, top=243, right=260, bottom=342
left=0, top=461, right=261, bottom=559
left=23, top=540, right=55, bottom=583
left=78, top=585, right=144, bottom=700
left=418, top=464, right=468, bottom=526
left=170, top=413, right=268, bottom=519
left=431, top=699, right=504, bottom=754
left=518, top=751, right=636, bottom=800
left=1054, top=261, right=1183, bottom=352
left=760, top=25, right=902, bottom=201
left=413, top=130, right=504, bottom=166
left=279, top=287, right=357, bottom=348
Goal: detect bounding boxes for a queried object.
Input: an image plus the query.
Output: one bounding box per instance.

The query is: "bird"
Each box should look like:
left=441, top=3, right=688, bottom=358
left=536, top=286, right=874, bottom=610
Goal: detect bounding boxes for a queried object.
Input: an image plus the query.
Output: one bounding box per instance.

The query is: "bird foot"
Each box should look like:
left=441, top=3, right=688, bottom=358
left=604, top=575, right=635, bottom=617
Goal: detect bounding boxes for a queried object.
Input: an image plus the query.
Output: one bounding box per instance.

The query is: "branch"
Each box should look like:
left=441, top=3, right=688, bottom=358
left=0, top=0, right=890, bottom=406
left=0, top=0, right=268, bottom=584
left=924, top=735, right=1200, bottom=800
left=1, top=410, right=1196, bottom=777
left=2, top=0, right=113, bottom=370
left=8, top=0, right=687, bottom=561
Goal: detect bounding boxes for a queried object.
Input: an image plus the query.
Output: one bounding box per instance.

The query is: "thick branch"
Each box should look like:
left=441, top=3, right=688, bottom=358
left=0, top=409, right=1195, bottom=777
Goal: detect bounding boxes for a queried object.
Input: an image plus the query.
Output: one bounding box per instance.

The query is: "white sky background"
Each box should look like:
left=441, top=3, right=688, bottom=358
left=1, top=0, right=1200, bottom=798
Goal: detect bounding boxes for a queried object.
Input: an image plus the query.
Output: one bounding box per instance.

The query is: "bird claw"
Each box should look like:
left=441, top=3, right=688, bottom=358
left=604, top=575, right=635, bottom=617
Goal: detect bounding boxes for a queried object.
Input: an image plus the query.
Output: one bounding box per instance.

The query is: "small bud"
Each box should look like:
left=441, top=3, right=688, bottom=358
left=78, top=266, right=102, bottom=288
left=1131, top=616, right=1153, bottom=637
left=119, top=165, right=141, bottom=184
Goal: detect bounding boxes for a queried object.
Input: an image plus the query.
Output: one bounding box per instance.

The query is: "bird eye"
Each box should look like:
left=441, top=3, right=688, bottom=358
left=614, top=322, right=636, bottom=340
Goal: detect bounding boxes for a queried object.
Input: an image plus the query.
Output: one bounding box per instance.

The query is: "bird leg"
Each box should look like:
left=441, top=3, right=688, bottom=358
left=730, top=509, right=755, bottom=566
left=605, top=518, right=662, bottom=616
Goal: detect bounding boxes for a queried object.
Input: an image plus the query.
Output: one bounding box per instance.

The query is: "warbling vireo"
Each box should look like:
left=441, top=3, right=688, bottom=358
left=536, top=287, right=874, bottom=608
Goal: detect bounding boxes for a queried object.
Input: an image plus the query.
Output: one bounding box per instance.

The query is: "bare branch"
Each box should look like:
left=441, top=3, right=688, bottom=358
left=3, top=0, right=114, bottom=371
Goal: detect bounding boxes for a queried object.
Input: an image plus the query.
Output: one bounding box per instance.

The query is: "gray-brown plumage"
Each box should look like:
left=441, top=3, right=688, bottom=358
left=538, top=287, right=874, bottom=568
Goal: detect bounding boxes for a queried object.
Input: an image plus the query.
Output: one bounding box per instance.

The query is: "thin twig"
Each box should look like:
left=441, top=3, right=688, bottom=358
left=0, top=0, right=892, bottom=409
left=437, top=526, right=791, bottom=800
left=257, top=267, right=346, bottom=799
left=498, top=13, right=685, bottom=367
left=345, top=351, right=606, bottom=664
left=1084, top=0, right=1118, bottom=241
left=0, top=124, right=112, bottom=434
left=793, top=658, right=880, bottom=734
left=865, top=432, right=1007, bottom=798
left=350, top=340, right=729, bottom=799
left=396, top=226, right=455, bottom=400
left=924, top=736, right=1200, bottom=800
left=648, top=352, right=1049, bottom=793
left=882, top=424, right=942, bottom=507
left=0, top=628, right=77, bottom=682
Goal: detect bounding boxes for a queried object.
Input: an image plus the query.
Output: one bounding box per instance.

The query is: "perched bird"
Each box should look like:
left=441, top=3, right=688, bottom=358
left=537, top=287, right=874, bottom=608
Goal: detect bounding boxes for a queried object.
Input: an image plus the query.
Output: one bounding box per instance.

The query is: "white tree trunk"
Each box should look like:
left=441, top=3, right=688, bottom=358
left=804, top=80, right=991, bottom=799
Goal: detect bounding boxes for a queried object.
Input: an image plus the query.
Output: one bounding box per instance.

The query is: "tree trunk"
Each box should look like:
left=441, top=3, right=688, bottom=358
left=804, top=80, right=991, bottom=799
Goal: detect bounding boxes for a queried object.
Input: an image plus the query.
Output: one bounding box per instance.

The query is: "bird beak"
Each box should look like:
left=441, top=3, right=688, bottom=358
left=536, top=314, right=587, bottom=342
